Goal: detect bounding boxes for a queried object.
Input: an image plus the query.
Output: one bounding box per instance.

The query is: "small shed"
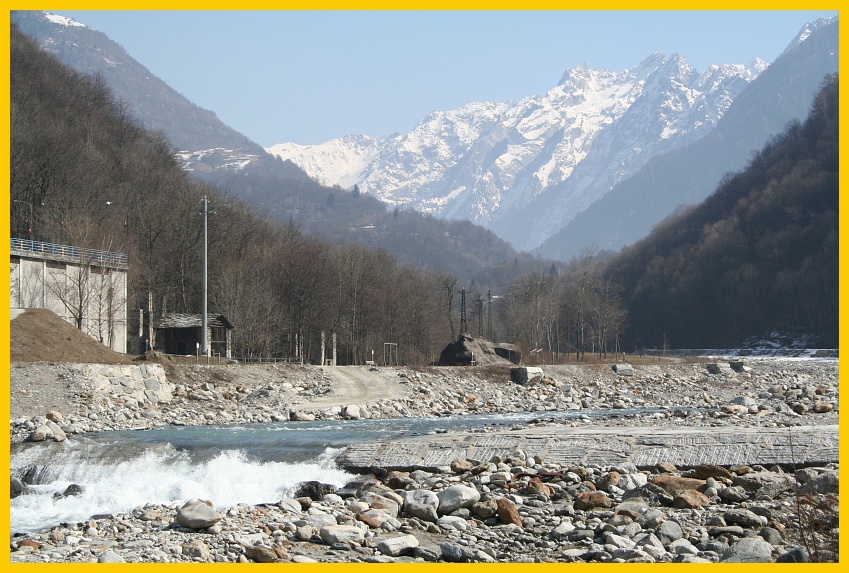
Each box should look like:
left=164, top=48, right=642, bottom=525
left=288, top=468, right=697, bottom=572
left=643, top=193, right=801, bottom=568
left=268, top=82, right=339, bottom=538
left=153, top=313, right=233, bottom=358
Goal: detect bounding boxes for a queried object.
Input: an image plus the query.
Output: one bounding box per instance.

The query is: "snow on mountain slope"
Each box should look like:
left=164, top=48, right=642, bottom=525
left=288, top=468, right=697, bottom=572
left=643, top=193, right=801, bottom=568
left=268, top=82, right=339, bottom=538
left=44, top=13, right=86, bottom=27
left=267, top=135, right=384, bottom=190
left=267, top=53, right=765, bottom=250
left=499, top=55, right=766, bottom=250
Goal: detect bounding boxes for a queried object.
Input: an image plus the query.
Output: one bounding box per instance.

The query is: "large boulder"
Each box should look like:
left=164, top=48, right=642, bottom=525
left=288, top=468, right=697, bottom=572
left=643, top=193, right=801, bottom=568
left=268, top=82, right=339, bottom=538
left=97, top=550, right=125, bottom=563
left=731, top=471, right=795, bottom=497
left=438, top=334, right=513, bottom=366
left=720, top=537, right=775, bottom=562
left=377, top=535, right=420, bottom=557
left=341, top=404, right=369, bottom=420
left=27, top=423, right=53, bottom=442
left=493, top=343, right=522, bottom=364
left=403, top=489, right=439, bottom=522
left=707, top=362, right=735, bottom=375
left=319, top=524, right=365, bottom=545
left=294, top=481, right=337, bottom=501
left=360, top=492, right=400, bottom=517
left=574, top=491, right=612, bottom=510
left=439, top=334, right=476, bottom=365
left=510, top=367, right=544, bottom=386
left=175, top=498, right=224, bottom=529
left=496, top=497, right=523, bottom=526
left=798, top=470, right=839, bottom=495
left=436, top=485, right=480, bottom=515
left=11, top=476, right=35, bottom=498
left=182, top=539, right=211, bottom=560
left=611, top=363, right=635, bottom=376
left=650, top=475, right=706, bottom=495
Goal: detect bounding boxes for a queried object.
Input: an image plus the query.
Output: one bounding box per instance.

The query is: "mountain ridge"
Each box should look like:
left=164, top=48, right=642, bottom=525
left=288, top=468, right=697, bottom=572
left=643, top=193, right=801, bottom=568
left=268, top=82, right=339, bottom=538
left=12, top=10, right=543, bottom=289
left=268, top=52, right=767, bottom=251
left=267, top=16, right=836, bottom=256
left=15, top=11, right=838, bottom=265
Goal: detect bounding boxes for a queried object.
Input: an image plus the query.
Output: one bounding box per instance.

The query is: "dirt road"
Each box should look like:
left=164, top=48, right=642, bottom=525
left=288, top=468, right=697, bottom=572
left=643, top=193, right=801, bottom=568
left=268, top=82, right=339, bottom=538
left=307, top=365, right=403, bottom=408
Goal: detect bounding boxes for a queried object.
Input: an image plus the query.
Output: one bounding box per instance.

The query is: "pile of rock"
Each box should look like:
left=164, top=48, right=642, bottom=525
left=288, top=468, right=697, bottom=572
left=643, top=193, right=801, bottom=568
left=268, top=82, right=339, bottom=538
left=10, top=454, right=839, bottom=563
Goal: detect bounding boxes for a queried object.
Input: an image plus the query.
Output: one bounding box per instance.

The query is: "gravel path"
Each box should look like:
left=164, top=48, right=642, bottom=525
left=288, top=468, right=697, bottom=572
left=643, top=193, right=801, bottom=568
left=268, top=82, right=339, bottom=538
left=309, top=366, right=402, bottom=408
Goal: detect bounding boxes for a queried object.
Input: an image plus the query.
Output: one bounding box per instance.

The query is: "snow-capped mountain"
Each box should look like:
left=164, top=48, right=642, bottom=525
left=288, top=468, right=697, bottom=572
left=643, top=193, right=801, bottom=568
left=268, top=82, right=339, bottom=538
left=268, top=53, right=766, bottom=251
left=18, top=10, right=836, bottom=260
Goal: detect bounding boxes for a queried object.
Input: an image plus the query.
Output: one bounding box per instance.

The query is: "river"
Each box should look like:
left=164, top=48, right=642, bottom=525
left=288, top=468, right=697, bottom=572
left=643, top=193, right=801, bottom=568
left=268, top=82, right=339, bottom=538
left=10, top=407, right=666, bottom=535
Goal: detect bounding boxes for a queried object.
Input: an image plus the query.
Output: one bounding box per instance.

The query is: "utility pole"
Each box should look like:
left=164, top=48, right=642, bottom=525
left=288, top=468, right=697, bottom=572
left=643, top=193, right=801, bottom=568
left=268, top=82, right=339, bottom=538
left=487, top=290, right=493, bottom=340
left=201, top=196, right=208, bottom=357
left=459, top=287, right=467, bottom=335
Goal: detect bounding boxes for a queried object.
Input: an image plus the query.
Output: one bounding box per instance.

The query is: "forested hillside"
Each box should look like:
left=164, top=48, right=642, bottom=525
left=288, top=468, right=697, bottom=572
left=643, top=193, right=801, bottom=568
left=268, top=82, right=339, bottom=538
left=10, top=26, right=456, bottom=364
left=207, top=165, right=536, bottom=285
left=605, top=75, right=838, bottom=349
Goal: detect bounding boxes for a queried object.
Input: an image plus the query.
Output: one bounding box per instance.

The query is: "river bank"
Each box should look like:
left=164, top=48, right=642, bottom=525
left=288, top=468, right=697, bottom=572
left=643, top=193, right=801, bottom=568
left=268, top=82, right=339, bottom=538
left=10, top=358, right=839, bottom=442
left=9, top=358, right=840, bottom=562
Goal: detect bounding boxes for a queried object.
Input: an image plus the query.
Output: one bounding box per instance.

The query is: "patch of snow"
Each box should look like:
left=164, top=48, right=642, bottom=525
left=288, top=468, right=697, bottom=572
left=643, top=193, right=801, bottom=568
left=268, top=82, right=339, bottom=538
left=177, top=148, right=258, bottom=173
left=45, top=13, right=86, bottom=28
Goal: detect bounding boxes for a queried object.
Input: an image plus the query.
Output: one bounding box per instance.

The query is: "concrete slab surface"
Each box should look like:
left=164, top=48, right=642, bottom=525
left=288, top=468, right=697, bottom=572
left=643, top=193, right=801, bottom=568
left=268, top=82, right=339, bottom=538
left=336, top=424, right=838, bottom=472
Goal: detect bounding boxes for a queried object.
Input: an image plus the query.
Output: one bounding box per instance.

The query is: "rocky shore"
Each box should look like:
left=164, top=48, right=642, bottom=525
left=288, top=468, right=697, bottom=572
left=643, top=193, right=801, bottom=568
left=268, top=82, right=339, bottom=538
left=9, top=358, right=840, bottom=562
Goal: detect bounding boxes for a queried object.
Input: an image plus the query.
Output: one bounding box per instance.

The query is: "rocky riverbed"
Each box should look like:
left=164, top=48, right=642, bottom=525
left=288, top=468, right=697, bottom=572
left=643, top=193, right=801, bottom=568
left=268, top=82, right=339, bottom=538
left=10, top=452, right=840, bottom=563
left=10, top=359, right=839, bottom=442
left=9, top=358, right=840, bottom=562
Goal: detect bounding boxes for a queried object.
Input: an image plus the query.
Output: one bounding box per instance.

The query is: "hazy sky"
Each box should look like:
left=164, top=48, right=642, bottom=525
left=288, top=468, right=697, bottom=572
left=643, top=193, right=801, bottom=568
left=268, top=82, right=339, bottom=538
left=52, top=10, right=837, bottom=147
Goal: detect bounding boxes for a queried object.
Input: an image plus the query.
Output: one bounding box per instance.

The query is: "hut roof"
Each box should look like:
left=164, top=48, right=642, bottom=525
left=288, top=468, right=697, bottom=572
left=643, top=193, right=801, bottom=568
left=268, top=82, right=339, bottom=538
left=153, top=313, right=233, bottom=330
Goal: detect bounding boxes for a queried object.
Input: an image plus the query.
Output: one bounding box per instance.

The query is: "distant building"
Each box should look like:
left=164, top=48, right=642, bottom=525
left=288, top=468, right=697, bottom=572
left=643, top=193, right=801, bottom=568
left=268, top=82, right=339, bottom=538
left=10, top=238, right=128, bottom=353
left=153, top=312, right=233, bottom=358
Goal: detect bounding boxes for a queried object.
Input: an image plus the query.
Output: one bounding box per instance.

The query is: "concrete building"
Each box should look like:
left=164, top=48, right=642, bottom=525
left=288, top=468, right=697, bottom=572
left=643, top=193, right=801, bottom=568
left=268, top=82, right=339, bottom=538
left=10, top=238, right=128, bottom=353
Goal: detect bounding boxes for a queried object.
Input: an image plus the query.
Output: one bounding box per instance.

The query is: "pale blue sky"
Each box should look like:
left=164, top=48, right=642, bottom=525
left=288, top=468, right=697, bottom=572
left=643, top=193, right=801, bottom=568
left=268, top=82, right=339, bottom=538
left=53, top=10, right=837, bottom=146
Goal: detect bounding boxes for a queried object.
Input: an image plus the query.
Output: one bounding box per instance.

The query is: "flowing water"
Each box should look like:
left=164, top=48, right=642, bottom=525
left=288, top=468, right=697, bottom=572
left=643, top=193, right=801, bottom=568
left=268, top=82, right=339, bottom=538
left=10, top=407, right=664, bottom=535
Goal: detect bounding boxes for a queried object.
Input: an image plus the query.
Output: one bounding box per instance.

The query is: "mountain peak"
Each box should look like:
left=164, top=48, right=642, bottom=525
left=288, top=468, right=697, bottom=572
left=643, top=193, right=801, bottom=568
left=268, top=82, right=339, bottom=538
left=12, top=9, right=292, bottom=178
left=783, top=15, right=838, bottom=54
left=267, top=15, right=838, bottom=254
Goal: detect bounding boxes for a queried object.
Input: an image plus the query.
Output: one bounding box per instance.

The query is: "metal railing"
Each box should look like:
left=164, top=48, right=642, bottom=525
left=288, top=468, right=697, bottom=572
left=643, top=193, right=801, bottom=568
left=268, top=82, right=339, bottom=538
left=10, top=238, right=129, bottom=269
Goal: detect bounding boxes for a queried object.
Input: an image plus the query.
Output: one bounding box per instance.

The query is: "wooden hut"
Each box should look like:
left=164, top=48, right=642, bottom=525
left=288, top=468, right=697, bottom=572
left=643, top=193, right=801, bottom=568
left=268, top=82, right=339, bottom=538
left=153, top=312, right=233, bottom=358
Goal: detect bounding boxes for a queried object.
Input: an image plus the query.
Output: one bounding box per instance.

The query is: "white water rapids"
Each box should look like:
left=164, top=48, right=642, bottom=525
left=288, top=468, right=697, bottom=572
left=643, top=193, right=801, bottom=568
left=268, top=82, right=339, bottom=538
left=10, top=440, right=353, bottom=535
